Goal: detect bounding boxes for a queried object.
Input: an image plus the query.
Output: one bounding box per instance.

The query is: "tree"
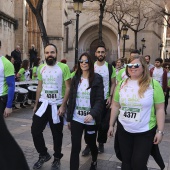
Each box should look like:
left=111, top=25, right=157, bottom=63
left=84, top=0, right=107, bottom=45
left=106, top=0, right=157, bottom=49
left=149, top=0, right=170, bottom=27
left=26, top=0, right=49, bottom=47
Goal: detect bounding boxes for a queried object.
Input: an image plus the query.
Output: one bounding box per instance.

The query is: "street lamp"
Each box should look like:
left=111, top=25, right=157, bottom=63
left=141, top=38, right=146, bottom=55
left=166, top=50, right=168, bottom=59
left=73, top=0, right=83, bottom=64
left=122, top=25, right=128, bottom=58
left=159, top=43, right=163, bottom=58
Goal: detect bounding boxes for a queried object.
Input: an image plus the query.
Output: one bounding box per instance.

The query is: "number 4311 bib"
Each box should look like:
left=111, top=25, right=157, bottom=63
left=119, top=107, right=141, bottom=123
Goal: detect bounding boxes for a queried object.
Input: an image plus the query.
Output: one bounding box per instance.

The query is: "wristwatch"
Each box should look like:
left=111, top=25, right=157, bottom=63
left=157, top=130, right=165, bottom=136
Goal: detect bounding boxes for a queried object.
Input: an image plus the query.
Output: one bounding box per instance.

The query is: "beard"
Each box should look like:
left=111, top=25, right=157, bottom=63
left=97, top=55, right=105, bottom=62
left=45, top=56, right=57, bottom=66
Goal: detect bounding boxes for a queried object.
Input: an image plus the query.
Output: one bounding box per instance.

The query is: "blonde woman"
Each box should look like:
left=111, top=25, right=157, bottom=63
left=108, top=55, right=165, bottom=170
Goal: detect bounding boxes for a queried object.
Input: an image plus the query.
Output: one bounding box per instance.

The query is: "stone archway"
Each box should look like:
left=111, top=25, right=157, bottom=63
left=78, top=24, right=117, bottom=63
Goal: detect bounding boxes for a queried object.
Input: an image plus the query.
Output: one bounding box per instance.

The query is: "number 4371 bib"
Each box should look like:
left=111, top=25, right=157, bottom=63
left=119, top=107, right=141, bottom=123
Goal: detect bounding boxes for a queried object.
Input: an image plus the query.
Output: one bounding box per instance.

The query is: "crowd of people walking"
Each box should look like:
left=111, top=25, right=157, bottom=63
left=0, top=43, right=168, bottom=170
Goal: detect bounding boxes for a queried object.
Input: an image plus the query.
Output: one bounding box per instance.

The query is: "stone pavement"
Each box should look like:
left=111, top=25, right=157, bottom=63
left=5, top=105, right=170, bottom=170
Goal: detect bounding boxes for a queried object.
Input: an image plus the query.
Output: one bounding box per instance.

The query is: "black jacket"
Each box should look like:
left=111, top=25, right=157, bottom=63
left=11, top=50, right=22, bottom=64
left=67, top=73, right=104, bottom=125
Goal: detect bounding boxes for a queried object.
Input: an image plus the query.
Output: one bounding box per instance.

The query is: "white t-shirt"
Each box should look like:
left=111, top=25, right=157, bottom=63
left=94, top=62, right=109, bottom=99
left=152, top=67, right=164, bottom=87
left=114, top=79, right=164, bottom=133
left=38, top=62, right=71, bottom=102
left=73, top=77, right=95, bottom=125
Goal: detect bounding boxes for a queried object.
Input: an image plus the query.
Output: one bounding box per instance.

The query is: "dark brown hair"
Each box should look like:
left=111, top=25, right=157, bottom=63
left=75, top=52, right=94, bottom=89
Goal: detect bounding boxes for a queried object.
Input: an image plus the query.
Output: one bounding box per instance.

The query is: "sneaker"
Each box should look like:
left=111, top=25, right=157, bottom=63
left=98, top=143, right=104, bottom=153
left=90, top=161, right=97, bottom=170
left=51, top=158, right=60, bottom=170
left=33, top=153, right=51, bottom=169
left=24, top=102, right=31, bottom=106
left=82, top=145, right=90, bottom=156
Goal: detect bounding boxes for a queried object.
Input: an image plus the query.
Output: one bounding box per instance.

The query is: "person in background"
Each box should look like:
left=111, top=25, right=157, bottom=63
left=0, top=55, right=29, bottom=170
left=163, top=62, right=170, bottom=115
left=31, top=44, right=71, bottom=170
left=11, top=45, right=22, bottom=73
left=115, top=58, right=124, bottom=76
left=60, top=59, right=67, bottom=64
left=150, top=58, right=167, bottom=94
left=108, top=55, right=165, bottom=170
left=32, top=58, right=41, bottom=80
left=16, top=59, right=30, bottom=108
left=5, top=54, right=15, bottom=64
left=17, top=59, right=30, bottom=82
left=29, top=44, right=38, bottom=68
left=71, top=64, right=78, bottom=78
left=67, top=52, right=104, bottom=170
left=145, top=55, right=154, bottom=71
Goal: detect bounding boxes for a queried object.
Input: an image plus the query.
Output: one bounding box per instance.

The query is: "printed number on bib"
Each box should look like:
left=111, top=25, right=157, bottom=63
left=78, top=110, right=90, bottom=116
left=76, top=106, right=90, bottom=117
left=119, top=107, right=141, bottom=122
left=45, top=90, right=58, bottom=99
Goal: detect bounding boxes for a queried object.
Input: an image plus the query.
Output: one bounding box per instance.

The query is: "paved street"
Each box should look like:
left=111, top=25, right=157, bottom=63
left=5, top=104, right=170, bottom=170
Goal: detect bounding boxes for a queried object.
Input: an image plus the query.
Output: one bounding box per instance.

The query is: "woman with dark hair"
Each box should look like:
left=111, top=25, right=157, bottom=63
left=32, top=57, right=40, bottom=80
left=67, top=52, right=104, bottom=170
left=17, top=59, right=30, bottom=81
left=108, top=55, right=165, bottom=170
left=16, top=60, right=30, bottom=108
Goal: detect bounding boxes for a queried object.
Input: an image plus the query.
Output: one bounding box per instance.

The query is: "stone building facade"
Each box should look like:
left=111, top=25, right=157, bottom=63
left=0, top=0, right=169, bottom=68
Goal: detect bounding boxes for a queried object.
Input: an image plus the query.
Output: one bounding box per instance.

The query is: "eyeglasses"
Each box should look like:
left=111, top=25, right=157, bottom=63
left=127, top=63, right=141, bottom=68
left=79, top=59, right=89, bottom=64
left=96, top=51, right=105, bottom=54
left=165, top=66, right=169, bottom=69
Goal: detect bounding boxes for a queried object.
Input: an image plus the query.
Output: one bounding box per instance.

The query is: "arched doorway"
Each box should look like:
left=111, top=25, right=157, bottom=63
left=90, top=39, right=105, bottom=61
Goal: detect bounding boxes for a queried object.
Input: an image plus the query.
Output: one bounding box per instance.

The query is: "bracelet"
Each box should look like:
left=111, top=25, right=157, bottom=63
left=157, top=130, right=164, bottom=136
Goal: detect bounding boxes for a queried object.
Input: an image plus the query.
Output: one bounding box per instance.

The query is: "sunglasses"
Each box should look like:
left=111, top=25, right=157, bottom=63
left=127, top=63, right=141, bottom=68
left=79, top=59, right=89, bottom=64
left=165, top=66, right=169, bottom=69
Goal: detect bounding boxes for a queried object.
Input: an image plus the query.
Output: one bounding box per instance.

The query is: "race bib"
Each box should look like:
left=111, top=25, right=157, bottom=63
left=119, top=107, right=141, bottom=122
left=45, top=90, right=58, bottom=99
left=75, top=106, right=90, bottom=117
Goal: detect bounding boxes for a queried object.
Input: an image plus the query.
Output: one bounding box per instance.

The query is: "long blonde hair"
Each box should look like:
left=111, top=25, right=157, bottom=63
left=126, top=55, right=151, bottom=97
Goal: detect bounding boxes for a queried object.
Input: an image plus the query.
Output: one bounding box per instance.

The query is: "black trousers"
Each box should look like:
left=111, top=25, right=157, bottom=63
left=84, top=100, right=109, bottom=144
left=117, top=121, right=156, bottom=170
left=0, top=95, right=29, bottom=170
left=70, top=120, right=98, bottom=170
left=31, top=102, right=64, bottom=159
left=165, top=88, right=169, bottom=114
left=14, top=62, right=21, bottom=73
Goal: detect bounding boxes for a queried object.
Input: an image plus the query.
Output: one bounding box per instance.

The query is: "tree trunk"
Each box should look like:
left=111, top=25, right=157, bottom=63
left=35, top=12, right=49, bottom=47
left=26, top=0, right=49, bottom=48
left=99, top=3, right=104, bottom=44
left=134, top=31, right=138, bottom=49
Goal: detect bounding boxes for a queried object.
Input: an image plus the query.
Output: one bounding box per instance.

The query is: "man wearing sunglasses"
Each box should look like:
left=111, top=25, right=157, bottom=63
left=82, top=45, right=116, bottom=155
